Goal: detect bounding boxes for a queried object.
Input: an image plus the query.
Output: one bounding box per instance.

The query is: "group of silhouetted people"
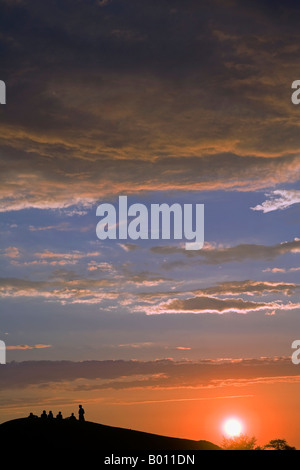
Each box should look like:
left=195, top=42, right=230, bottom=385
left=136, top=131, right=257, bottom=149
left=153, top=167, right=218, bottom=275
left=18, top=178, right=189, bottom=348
left=28, top=404, right=85, bottom=422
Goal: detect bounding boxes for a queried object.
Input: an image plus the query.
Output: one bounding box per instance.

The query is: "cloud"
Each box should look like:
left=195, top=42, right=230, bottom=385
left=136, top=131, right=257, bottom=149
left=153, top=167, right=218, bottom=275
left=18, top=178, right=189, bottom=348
left=1, top=270, right=298, bottom=310
left=193, top=280, right=300, bottom=297
left=118, top=244, right=139, bottom=252
left=136, top=280, right=300, bottom=306
left=0, top=266, right=170, bottom=304
left=0, top=277, right=117, bottom=304
left=96, top=0, right=112, bottom=6
left=28, top=222, right=73, bottom=231
left=146, top=296, right=300, bottom=315
left=34, top=250, right=101, bottom=260
left=9, top=250, right=102, bottom=267
left=110, top=395, right=255, bottom=406
left=151, top=238, right=300, bottom=264
left=0, top=356, right=298, bottom=391
left=6, top=344, right=51, bottom=350
left=1, top=154, right=299, bottom=212
left=117, top=342, right=155, bottom=349
left=251, top=190, right=300, bottom=213
left=263, top=267, right=300, bottom=274
left=263, top=268, right=286, bottom=273
left=0, top=1, right=299, bottom=212
left=2, top=247, right=20, bottom=258
left=134, top=278, right=300, bottom=315
left=87, top=261, right=115, bottom=273
left=63, top=209, right=89, bottom=217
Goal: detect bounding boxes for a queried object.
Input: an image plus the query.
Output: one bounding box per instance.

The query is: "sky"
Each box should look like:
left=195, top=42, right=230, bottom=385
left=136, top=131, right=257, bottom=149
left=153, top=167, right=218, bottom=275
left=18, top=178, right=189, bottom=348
left=0, top=0, right=300, bottom=448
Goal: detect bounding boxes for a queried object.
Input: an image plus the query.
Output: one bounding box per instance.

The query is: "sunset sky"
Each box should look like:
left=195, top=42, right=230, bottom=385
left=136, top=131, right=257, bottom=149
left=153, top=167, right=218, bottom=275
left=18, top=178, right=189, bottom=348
left=0, top=0, right=300, bottom=448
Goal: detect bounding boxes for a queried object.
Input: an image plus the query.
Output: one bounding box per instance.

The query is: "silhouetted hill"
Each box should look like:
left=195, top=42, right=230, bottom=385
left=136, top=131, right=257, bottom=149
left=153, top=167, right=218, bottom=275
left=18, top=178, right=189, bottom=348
left=0, top=417, right=221, bottom=450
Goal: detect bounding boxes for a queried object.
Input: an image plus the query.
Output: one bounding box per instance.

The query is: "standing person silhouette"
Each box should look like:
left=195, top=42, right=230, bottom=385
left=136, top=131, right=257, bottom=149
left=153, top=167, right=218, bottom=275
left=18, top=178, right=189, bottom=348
left=78, top=404, right=85, bottom=422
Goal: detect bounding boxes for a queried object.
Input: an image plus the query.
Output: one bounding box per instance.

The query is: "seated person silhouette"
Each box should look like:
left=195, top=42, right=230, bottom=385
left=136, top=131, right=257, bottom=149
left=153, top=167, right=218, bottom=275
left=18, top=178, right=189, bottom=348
left=56, top=411, right=63, bottom=420
left=28, top=412, right=38, bottom=419
left=41, top=410, right=47, bottom=419
left=48, top=410, right=54, bottom=419
left=68, top=412, right=76, bottom=421
left=78, top=404, right=85, bottom=422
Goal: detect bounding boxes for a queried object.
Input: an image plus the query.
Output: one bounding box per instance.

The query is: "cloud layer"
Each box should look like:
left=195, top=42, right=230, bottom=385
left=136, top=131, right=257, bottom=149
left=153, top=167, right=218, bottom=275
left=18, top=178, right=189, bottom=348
left=0, top=356, right=298, bottom=391
left=0, top=0, right=300, bottom=211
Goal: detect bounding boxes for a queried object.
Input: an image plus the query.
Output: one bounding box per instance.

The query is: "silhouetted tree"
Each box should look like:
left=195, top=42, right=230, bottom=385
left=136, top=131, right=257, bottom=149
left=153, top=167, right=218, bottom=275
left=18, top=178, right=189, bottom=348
left=264, top=439, right=296, bottom=451
left=222, top=433, right=257, bottom=450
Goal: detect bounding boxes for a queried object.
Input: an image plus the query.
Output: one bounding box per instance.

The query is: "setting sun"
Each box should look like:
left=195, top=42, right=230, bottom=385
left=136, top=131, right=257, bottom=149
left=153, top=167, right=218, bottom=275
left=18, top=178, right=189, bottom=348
left=223, top=418, right=243, bottom=437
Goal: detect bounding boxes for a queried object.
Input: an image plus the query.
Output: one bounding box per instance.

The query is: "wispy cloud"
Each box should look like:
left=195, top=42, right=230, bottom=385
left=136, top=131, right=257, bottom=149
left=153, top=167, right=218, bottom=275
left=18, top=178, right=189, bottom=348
left=192, top=280, right=299, bottom=297
left=28, top=222, right=73, bottom=232
left=0, top=277, right=117, bottom=304
left=34, top=250, right=101, bottom=260
left=2, top=247, right=20, bottom=258
left=6, top=344, right=52, bottom=350
left=151, top=238, right=300, bottom=264
left=9, top=250, right=102, bottom=267
left=145, top=296, right=300, bottom=315
left=0, top=356, right=298, bottom=392
left=263, top=267, right=300, bottom=274
left=251, top=190, right=300, bottom=213
left=118, top=243, right=139, bottom=252
left=118, top=342, right=155, bottom=349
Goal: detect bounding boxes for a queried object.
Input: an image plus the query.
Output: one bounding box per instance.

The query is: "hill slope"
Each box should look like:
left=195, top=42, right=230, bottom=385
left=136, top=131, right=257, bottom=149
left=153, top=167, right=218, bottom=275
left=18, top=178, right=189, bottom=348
left=0, top=418, right=221, bottom=450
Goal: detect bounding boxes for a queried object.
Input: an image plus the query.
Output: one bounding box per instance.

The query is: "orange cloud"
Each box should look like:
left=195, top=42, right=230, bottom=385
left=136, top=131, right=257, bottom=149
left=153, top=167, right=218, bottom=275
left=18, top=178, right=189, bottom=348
left=6, top=344, right=52, bottom=350
left=2, top=247, right=20, bottom=258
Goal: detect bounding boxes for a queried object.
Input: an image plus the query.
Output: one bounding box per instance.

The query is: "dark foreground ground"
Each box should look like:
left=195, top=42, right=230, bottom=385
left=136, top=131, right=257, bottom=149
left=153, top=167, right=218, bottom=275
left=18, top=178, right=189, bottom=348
left=0, top=417, right=221, bottom=450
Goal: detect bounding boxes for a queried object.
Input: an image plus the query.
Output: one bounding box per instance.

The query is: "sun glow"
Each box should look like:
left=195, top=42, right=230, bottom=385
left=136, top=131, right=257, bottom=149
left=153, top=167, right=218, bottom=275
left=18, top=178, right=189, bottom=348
left=223, top=417, right=243, bottom=437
